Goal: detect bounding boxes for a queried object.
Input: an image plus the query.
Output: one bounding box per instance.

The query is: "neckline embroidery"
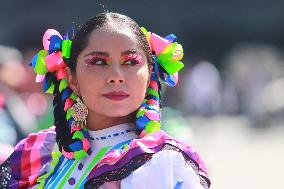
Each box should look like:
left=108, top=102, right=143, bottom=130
left=89, top=128, right=136, bottom=141
left=88, top=123, right=137, bottom=142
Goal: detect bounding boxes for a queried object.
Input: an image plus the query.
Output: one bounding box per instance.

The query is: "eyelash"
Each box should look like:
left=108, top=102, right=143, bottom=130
left=123, top=59, right=139, bottom=65
left=85, top=54, right=142, bottom=66
left=87, top=59, right=139, bottom=66
left=86, top=58, right=107, bottom=65
left=123, top=54, right=143, bottom=65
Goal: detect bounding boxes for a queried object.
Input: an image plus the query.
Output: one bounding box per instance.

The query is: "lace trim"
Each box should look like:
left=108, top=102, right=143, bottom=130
left=85, top=153, right=152, bottom=189
left=0, top=157, right=11, bottom=189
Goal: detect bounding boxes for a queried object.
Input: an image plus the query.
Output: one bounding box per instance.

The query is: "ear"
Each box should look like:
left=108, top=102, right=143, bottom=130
left=65, top=67, right=81, bottom=95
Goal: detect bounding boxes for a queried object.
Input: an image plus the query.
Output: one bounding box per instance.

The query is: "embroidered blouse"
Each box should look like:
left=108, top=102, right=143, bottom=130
left=0, top=123, right=211, bottom=189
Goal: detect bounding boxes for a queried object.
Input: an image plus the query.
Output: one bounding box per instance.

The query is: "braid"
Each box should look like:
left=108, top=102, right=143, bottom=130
left=53, top=77, right=90, bottom=159
left=53, top=81, right=72, bottom=151
left=136, top=55, right=162, bottom=137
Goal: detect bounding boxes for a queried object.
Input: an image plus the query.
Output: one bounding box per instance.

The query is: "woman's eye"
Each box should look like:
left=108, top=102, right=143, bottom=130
left=88, top=59, right=107, bottom=65
left=124, top=60, right=138, bottom=65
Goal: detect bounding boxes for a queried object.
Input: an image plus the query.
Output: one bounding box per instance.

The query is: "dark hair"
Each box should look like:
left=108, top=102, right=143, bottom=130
left=68, top=12, right=153, bottom=72
left=55, top=12, right=154, bottom=153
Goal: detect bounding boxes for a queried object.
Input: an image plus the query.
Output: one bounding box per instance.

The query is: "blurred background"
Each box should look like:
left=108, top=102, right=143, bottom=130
left=0, top=0, right=283, bottom=188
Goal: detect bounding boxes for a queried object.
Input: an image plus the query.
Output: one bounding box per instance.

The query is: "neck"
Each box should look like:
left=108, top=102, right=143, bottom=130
left=86, top=111, right=136, bottom=131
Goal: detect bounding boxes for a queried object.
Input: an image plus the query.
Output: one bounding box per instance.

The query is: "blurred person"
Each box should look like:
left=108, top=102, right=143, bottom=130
left=261, top=77, right=284, bottom=124
left=223, top=44, right=284, bottom=127
left=0, top=46, right=37, bottom=145
left=181, top=61, right=222, bottom=115
left=0, top=13, right=210, bottom=188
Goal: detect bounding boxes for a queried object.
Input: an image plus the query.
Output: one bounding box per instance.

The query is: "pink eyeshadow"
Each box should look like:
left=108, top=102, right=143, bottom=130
left=122, top=53, right=143, bottom=64
left=86, top=54, right=109, bottom=64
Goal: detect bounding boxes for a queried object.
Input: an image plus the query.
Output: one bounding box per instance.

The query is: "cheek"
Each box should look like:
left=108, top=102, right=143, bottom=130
left=130, top=68, right=149, bottom=102
left=75, top=66, right=103, bottom=100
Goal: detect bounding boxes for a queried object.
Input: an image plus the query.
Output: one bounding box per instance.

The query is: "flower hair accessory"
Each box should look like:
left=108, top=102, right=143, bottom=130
left=136, top=27, right=184, bottom=137
left=30, top=29, right=90, bottom=159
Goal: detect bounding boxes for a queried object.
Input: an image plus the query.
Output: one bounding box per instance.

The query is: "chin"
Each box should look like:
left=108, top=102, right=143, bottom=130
left=106, top=107, right=137, bottom=118
left=104, top=110, right=132, bottom=117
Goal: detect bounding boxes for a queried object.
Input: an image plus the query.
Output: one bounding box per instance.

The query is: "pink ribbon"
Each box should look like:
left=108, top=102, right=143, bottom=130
left=61, top=147, right=74, bottom=159
left=150, top=33, right=170, bottom=54
left=82, top=138, right=90, bottom=151
left=145, top=109, right=160, bottom=120
left=45, top=52, right=67, bottom=72
left=56, top=68, right=67, bottom=80
left=36, top=74, right=45, bottom=83
left=64, top=98, right=74, bottom=111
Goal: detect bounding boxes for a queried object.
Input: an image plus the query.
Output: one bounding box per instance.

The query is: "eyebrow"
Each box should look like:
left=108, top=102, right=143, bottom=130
left=121, top=50, right=141, bottom=56
left=83, top=50, right=141, bottom=57
left=84, top=51, right=109, bottom=57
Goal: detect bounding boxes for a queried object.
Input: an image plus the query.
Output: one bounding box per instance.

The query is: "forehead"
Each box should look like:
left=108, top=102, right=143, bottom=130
left=85, top=24, right=143, bottom=53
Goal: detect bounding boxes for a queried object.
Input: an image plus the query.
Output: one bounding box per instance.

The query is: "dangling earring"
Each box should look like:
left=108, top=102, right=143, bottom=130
left=70, top=97, right=88, bottom=133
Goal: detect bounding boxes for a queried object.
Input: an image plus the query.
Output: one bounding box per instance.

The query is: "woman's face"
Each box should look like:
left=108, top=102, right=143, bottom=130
left=68, top=24, right=150, bottom=118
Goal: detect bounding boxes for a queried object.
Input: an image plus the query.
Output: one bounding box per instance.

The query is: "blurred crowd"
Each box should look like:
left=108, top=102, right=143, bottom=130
left=0, top=46, right=53, bottom=163
left=164, top=43, right=284, bottom=128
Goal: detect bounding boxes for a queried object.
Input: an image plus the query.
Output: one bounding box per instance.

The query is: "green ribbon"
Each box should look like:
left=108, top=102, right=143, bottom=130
left=46, top=82, right=55, bottom=94
left=145, top=121, right=161, bottom=134
left=66, top=108, right=72, bottom=120
left=59, top=79, right=69, bottom=92
left=74, top=150, right=87, bottom=159
left=136, top=109, right=147, bottom=118
left=62, top=40, right=72, bottom=59
left=157, top=42, right=184, bottom=75
left=72, top=130, right=84, bottom=140
left=34, top=50, right=48, bottom=74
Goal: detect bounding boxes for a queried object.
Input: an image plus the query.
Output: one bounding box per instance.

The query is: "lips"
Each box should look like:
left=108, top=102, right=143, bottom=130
left=102, top=91, right=129, bottom=101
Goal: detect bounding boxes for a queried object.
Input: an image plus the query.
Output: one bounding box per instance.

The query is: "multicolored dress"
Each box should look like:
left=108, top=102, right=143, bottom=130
left=0, top=123, right=211, bottom=189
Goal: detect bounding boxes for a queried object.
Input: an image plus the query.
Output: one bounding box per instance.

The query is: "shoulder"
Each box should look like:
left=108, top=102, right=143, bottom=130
left=0, top=126, right=57, bottom=188
left=85, top=130, right=211, bottom=189
left=121, top=149, right=209, bottom=189
left=14, top=126, right=56, bottom=150
left=14, top=126, right=56, bottom=151
left=128, top=131, right=210, bottom=188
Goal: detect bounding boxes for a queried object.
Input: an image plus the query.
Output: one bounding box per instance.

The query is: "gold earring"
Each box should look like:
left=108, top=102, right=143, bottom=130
left=71, top=97, right=88, bottom=130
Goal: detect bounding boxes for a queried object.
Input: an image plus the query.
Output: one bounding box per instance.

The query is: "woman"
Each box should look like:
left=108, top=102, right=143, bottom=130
left=0, top=12, right=211, bottom=189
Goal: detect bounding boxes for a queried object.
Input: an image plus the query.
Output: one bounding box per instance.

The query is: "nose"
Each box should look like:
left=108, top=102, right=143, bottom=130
left=107, top=65, right=125, bottom=85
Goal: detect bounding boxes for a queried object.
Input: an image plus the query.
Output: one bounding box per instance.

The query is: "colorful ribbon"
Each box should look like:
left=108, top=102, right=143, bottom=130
left=141, top=27, right=184, bottom=87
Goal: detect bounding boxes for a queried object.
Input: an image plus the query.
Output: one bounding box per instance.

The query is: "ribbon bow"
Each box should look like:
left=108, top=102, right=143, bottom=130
left=141, top=27, right=184, bottom=87
left=29, top=29, right=72, bottom=94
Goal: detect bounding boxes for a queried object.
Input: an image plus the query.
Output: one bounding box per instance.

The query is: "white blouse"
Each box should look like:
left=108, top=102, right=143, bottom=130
left=120, top=150, right=204, bottom=189
left=97, top=126, right=204, bottom=189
